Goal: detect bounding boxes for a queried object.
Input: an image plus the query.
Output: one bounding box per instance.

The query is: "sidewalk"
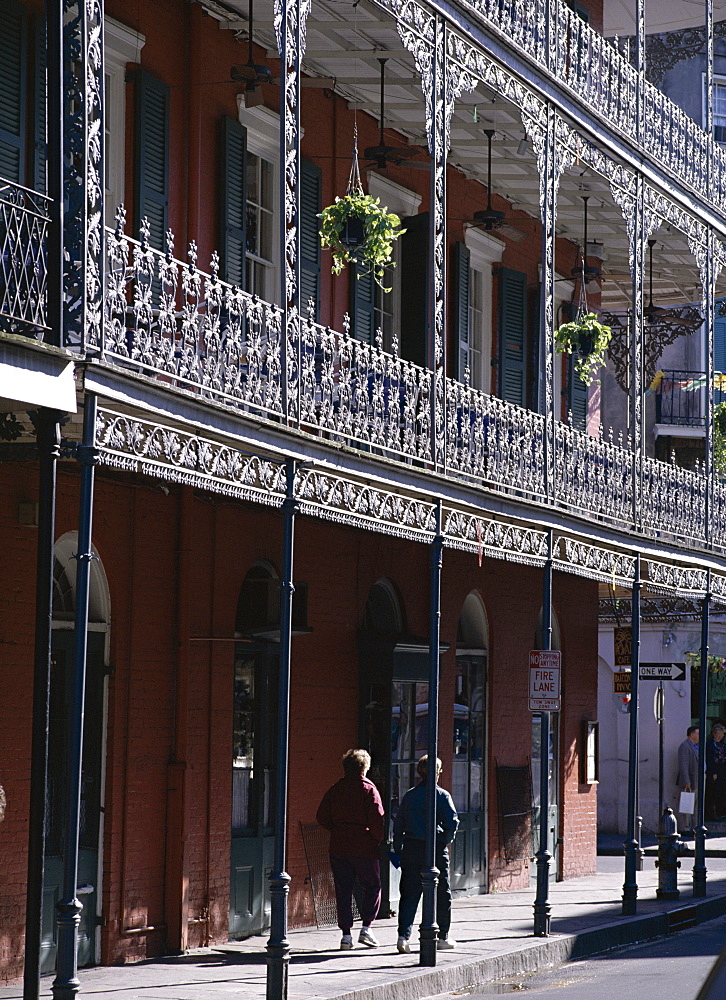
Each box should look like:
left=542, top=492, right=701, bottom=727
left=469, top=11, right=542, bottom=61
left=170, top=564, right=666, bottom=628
left=7, top=853, right=726, bottom=1000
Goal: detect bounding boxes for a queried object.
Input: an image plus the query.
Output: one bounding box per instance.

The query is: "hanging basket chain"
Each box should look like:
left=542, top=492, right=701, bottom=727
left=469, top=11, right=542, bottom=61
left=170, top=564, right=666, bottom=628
left=347, top=122, right=364, bottom=197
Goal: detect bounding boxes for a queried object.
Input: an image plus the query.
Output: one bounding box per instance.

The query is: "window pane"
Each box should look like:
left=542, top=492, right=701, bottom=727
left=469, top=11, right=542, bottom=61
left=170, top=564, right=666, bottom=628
left=415, top=683, right=428, bottom=757
left=392, top=682, right=412, bottom=760
left=452, top=760, right=468, bottom=813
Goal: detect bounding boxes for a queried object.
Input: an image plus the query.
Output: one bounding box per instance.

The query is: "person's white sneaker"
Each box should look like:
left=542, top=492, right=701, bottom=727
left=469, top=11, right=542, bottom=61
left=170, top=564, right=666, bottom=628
left=340, top=934, right=354, bottom=950
left=436, top=937, right=456, bottom=950
left=358, top=927, right=379, bottom=948
left=396, top=936, right=411, bottom=954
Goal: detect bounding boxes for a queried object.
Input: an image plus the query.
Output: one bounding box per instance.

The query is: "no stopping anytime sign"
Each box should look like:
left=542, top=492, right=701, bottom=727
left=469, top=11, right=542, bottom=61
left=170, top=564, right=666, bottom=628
left=529, top=650, right=561, bottom=712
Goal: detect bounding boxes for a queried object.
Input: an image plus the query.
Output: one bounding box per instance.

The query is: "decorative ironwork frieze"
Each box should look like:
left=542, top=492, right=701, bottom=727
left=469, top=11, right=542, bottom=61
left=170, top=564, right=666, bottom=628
left=560, top=539, right=635, bottom=587
left=297, top=468, right=436, bottom=542
left=96, top=409, right=287, bottom=505
left=646, top=560, right=709, bottom=597
left=599, top=596, right=726, bottom=623
left=443, top=510, right=549, bottom=567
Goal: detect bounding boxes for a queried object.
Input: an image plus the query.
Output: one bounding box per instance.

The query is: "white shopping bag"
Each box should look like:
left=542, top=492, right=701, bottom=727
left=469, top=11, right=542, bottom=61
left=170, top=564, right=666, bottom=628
left=679, top=790, right=695, bottom=814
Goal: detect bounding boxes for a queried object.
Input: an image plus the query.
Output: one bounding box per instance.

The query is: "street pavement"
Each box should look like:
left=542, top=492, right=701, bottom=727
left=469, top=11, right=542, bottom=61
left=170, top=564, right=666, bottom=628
left=6, top=848, right=726, bottom=1000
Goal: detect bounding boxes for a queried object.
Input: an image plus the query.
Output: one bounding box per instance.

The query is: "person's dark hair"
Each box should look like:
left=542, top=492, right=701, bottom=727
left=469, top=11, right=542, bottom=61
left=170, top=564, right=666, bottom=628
left=687, top=726, right=699, bottom=736
left=342, top=749, right=371, bottom=777
left=417, top=754, right=443, bottom=780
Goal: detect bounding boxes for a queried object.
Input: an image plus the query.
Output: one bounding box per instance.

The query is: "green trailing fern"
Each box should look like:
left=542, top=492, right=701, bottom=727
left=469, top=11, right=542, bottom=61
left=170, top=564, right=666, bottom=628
left=319, top=192, right=405, bottom=292
left=554, top=312, right=612, bottom=386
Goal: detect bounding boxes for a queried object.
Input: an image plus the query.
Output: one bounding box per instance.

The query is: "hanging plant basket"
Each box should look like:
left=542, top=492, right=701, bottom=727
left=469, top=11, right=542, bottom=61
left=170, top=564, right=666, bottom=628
left=554, top=312, right=612, bottom=386
left=319, top=191, right=405, bottom=291
left=318, top=126, right=405, bottom=291
left=339, top=214, right=366, bottom=249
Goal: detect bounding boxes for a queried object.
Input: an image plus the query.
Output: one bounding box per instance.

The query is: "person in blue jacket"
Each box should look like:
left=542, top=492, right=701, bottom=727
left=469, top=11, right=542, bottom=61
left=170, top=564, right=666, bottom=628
left=392, top=754, right=459, bottom=954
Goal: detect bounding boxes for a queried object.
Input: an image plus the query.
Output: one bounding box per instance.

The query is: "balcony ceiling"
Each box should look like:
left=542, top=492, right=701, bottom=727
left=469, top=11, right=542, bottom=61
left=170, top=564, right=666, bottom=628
left=603, top=0, right=726, bottom=37
left=205, top=0, right=726, bottom=313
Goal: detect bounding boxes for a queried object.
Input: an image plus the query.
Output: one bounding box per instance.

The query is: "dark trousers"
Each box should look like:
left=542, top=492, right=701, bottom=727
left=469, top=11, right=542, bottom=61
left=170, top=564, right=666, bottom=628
left=397, top=839, right=451, bottom=940
left=329, top=853, right=381, bottom=933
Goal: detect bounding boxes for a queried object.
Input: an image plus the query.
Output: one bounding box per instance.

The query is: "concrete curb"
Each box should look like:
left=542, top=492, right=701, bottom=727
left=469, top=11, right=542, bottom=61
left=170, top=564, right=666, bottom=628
left=321, top=893, right=726, bottom=1000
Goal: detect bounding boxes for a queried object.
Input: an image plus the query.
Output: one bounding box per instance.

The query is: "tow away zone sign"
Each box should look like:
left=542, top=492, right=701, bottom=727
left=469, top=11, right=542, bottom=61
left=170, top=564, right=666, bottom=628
left=529, top=650, right=561, bottom=712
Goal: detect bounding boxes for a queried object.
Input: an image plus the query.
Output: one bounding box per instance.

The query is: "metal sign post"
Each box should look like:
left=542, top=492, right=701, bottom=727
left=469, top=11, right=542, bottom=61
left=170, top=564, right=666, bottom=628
left=533, top=531, right=555, bottom=938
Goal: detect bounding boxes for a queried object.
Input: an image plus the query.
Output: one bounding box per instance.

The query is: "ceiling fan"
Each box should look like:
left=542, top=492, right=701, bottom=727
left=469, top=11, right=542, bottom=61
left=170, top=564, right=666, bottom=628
left=362, top=58, right=428, bottom=170
left=231, top=0, right=334, bottom=103
left=463, top=130, right=530, bottom=242
left=643, top=239, right=700, bottom=328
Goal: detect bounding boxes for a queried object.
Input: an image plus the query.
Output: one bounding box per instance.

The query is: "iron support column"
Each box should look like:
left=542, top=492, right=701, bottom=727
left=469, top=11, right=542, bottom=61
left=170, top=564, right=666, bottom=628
left=24, top=412, right=62, bottom=1000
left=533, top=529, right=554, bottom=937
left=694, top=574, right=710, bottom=896
left=52, top=394, right=98, bottom=1000
left=24, top=3, right=65, bottom=995
left=540, top=107, right=557, bottom=502
left=266, top=459, right=298, bottom=1000
left=427, top=16, right=447, bottom=472
left=420, top=500, right=444, bottom=967
left=277, top=0, right=304, bottom=425
left=622, top=553, right=641, bottom=915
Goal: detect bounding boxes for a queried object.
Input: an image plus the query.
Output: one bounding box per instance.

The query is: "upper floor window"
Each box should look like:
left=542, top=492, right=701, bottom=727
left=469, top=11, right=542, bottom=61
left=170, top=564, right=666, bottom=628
left=246, top=150, right=275, bottom=298
left=713, top=78, right=726, bottom=145
left=237, top=103, right=281, bottom=305
left=367, top=173, right=421, bottom=352
left=105, top=18, right=145, bottom=226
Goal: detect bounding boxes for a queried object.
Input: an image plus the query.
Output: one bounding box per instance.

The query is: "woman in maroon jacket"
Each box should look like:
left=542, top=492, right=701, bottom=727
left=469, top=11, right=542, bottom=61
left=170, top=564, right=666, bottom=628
left=316, top=749, right=385, bottom=950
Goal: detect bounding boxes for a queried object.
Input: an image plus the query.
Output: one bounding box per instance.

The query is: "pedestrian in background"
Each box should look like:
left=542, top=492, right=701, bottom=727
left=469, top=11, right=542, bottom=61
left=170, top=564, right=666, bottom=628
left=316, top=748, right=385, bottom=950
left=393, top=754, right=459, bottom=954
left=677, top=725, right=700, bottom=834
left=706, top=723, right=726, bottom=820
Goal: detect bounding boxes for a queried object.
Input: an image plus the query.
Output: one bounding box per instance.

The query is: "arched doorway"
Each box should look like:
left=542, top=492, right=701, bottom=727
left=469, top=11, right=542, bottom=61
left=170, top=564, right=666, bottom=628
left=358, top=578, right=439, bottom=915
left=43, top=533, right=110, bottom=973
left=229, top=562, right=280, bottom=939
left=451, top=592, right=488, bottom=892
left=531, top=609, right=562, bottom=881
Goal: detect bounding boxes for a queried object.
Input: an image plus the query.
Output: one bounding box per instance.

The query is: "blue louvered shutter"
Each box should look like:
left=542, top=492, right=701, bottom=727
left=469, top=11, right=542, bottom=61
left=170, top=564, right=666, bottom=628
left=218, top=115, right=246, bottom=287
left=0, top=1, right=27, bottom=184
left=568, top=359, right=588, bottom=430
left=134, top=70, right=169, bottom=250
left=715, top=306, right=726, bottom=404
left=300, top=159, right=321, bottom=321
left=451, top=242, right=470, bottom=382
left=32, top=13, right=46, bottom=193
left=350, top=262, right=376, bottom=344
left=498, top=267, right=527, bottom=407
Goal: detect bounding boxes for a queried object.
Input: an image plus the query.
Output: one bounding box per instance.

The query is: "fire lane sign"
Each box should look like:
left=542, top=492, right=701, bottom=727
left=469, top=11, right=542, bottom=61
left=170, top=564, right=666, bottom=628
left=529, top=650, right=561, bottom=712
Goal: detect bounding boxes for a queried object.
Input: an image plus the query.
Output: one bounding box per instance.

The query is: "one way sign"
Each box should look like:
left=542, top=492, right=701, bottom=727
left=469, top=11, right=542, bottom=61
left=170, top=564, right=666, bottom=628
left=639, top=662, right=686, bottom=682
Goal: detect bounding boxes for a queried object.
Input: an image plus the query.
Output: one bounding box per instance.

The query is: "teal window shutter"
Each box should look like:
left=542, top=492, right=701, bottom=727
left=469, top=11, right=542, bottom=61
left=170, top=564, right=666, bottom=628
left=399, top=212, right=429, bottom=368
left=568, top=358, right=588, bottom=430
left=300, top=159, right=321, bottom=321
left=349, top=263, right=375, bottom=344
left=32, top=13, right=46, bottom=193
left=134, top=70, right=169, bottom=250
left=0, top=0, right=27, bottom=184
left=498, top=266, right=528, bottom=407
left=218, top=115, right=247, bottom=287
left=451, top=241, right=470, bottom=382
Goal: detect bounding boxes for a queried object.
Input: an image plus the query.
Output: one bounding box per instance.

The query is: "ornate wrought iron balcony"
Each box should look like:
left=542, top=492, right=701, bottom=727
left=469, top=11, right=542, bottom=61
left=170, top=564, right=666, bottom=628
left=0, top=180, right=50, bottom=338
left=463, top=0, right=726, bottom=214
left=96, top=218, right=715, bottom=555
left=654, top=370, right=707, bottom=428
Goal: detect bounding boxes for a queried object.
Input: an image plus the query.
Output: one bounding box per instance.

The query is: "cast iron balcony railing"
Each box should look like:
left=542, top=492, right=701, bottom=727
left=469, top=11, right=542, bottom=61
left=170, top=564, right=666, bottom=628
left=465, top=0, right=726, bottom=214
left=655, top=370, right=707, bottom=428
left=97, top=219, right=713, bottom=553
left=0, top=180, right=50, bottom=338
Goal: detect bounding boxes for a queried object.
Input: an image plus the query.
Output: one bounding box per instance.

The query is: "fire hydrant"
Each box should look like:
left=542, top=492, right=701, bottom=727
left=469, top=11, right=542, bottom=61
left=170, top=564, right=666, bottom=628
left=655, top=807, right=689, bottom=900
